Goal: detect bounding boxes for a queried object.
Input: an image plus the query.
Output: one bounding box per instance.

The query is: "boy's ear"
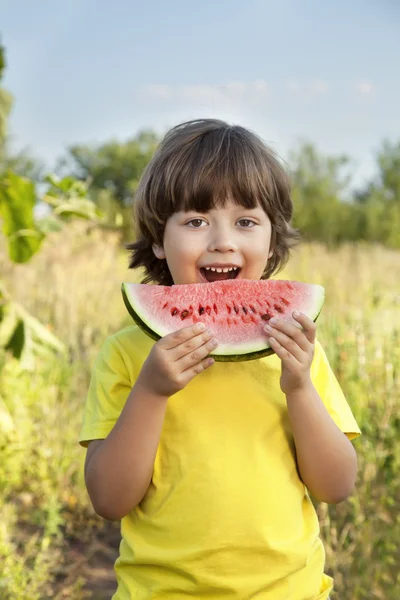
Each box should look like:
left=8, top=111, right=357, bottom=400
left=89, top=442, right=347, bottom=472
left=152, top=244, right=166, bottom=259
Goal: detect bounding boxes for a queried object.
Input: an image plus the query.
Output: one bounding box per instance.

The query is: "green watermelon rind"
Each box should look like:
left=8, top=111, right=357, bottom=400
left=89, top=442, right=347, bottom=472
left=122, top=283, right=163, bottom=342
left=121, top=282, right=324, bottom=363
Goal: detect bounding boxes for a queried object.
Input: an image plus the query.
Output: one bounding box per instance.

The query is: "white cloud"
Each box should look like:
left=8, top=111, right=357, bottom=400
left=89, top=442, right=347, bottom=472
left=286, top=79, right=302, bottom=94
left=285, top=79, right=330, bottom=96
left=141, top=79, right=380, bottom=110
left=309, top=79, right=330, bottom=94
left=180, top=84, right=226, bottom=103
left=355, top=81, right=376, bottom=95
left=252, top=80, right=269, bottom=94
left=142, top=85, right=172, bottom=100
left=141, top=80, right=270, bottom=105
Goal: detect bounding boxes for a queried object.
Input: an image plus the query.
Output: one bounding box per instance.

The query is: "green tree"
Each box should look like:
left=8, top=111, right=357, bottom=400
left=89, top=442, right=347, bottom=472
left=0, top=140, right=43, bottom=180
left=0, top=43, right=42, bottom=180
left=355, top=140, right=400, bottom=248
left=0, top=44, right=104, bottom=370
left=65, top=131, right=158, bottom=204
left=60, top=131, right=159, bottom=238
left=289, top=142, right=354, bottom=245
left=0, top=42, right=12, bottom=144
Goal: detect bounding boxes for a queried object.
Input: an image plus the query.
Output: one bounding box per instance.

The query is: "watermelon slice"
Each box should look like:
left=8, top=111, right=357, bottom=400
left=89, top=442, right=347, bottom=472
left=121, top=280, right=325, bottom=362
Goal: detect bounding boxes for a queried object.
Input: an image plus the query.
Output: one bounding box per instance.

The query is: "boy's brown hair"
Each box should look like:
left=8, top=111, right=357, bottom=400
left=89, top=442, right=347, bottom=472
left=127, top=119, right=300, bottom=285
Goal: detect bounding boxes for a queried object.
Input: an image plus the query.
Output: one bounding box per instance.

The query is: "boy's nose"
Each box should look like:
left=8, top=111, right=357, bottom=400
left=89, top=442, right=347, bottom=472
left=207, top=230, right=237, bottom=252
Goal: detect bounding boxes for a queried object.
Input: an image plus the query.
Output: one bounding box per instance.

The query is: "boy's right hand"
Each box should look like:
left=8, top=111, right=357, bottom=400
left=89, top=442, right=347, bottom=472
left=136, top=323, right=218, bottom=399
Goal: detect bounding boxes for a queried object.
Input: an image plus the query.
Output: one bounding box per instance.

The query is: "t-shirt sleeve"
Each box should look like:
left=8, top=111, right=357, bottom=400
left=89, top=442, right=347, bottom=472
left=79, top=335, right=134, bottom=447
left=311, top=340, right=361, bottom=441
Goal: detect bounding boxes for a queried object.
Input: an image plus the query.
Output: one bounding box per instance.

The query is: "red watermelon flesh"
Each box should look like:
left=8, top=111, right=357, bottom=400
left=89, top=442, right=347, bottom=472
left=121, top=279, right=325, bottom=362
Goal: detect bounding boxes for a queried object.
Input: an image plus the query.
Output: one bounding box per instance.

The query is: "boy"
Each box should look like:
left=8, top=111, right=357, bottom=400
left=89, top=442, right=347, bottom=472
left=80, top=119, right=360, bottom=599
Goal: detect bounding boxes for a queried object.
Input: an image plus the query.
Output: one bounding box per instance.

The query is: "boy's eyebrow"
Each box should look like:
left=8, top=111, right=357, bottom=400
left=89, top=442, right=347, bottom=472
left=177, top=203, right=265, bottom=215
left=179, top=209, right=263, bottom=217
left=216, top=206, right=265, bottom=214
left=191, top=205, right=263, bottom=212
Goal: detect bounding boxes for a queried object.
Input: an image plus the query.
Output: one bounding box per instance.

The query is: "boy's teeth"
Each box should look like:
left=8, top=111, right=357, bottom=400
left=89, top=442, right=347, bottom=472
left=205, top=266, right=238, bottom=273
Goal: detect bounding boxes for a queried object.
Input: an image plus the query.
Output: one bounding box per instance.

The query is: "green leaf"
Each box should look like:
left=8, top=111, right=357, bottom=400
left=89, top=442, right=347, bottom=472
left=53, top=197, right=104, bottom=221
left=0, top=171, right=44, bottom=262
left=44, top=174, right=88, bottom=198
left=36, top=215, right=63, bottom=234
left=0, top=88, right=13, bottom=141
left=0, top=301, right=20, bottom=349
left=15, top=302, right=65, bottom=354
left=43, top=173, right=60, bottom=188
left=0, top=44, right=5, bottom=79
left=0, top=295, right=65, bottom=371
left=5, top=319, right=25, bottom=359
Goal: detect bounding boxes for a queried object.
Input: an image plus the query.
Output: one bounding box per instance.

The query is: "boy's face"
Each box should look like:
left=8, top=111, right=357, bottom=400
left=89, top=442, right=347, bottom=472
left=153, top=198, right=273, bottom=285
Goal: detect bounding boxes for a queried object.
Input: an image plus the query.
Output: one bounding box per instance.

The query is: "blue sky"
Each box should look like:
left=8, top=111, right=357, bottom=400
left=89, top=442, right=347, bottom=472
left=2, top=0, right=399, bottom=188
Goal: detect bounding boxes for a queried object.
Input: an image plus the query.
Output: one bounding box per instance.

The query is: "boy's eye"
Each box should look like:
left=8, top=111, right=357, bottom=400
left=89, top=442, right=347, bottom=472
left=238, top=219, right=256, bottom=227
left=187, top=219, right=206, bottom=228
left=186, top=218, right=256, bottom=228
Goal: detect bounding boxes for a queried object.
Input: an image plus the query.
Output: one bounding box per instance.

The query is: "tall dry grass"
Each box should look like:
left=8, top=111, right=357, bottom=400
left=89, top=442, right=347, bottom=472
left=285, top=243, right=400, bottom=598
left=1, top=224, right=399, bottom=598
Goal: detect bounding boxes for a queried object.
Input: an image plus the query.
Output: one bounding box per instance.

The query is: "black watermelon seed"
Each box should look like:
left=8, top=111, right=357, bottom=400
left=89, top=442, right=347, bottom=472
left=171, top=308, right=179, bottom=316
left=274, top=304, right=284, bottom=313
left=199, top=306, right=205, bottom=315
left=233, top=304, right=239, bottom=314
left=249, top=305, right=256, bottom=313
left=213, top=303, right=218, bottom=314
left=261, top=314, right=271, bottom=321
left=180, top=310, right=190, bottom=320
left=242, top=306, right=248, bottom=314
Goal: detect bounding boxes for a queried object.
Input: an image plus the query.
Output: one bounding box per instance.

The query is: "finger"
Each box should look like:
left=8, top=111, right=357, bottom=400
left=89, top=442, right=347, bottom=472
left=182, top=355, right=215, bottom=380
left=268, top=335, right=300, bottom=363
left=177, top=335, right=219, bottom=371
left=292, top=312, right=316, bottom=343
left=265, top=318, right=310, bottom=354
left=170, top=328, right=216, bottom=361
left=161, top=322, right=208, bottom=350
left=266, top=329, right=304, bottom=362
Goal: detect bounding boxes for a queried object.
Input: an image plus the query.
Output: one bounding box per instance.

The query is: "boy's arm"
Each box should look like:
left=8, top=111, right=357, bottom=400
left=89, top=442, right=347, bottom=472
left=264, top=312, right=358, bottom=504
left=85, top=383, right=169, bottom=520
left=285, top=383, right=358, bottom=504
left=84, top=323, right=217, bottom=521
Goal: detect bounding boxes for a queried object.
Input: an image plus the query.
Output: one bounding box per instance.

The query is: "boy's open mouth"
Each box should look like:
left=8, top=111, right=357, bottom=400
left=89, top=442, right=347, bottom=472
left=200, top=266, right=241, bottom=283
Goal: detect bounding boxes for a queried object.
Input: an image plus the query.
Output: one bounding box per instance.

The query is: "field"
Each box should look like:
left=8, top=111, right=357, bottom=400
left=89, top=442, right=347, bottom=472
left=1, top=222, right=399, bottom=599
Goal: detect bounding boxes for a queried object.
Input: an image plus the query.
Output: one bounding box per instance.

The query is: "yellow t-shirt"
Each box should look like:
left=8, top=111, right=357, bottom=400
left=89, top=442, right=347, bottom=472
left=79, top=325, right=361, bottom=600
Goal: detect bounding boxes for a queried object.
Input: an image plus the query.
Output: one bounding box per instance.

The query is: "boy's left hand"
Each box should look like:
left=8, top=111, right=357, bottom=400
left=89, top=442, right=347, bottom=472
left=264, top=311, right=316, bottom=396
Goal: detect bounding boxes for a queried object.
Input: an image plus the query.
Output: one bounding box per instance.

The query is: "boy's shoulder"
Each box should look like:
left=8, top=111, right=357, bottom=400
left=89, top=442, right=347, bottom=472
left=108, top=324, right=142, bottom=345
left=100, top=324, right=155, bottom=365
